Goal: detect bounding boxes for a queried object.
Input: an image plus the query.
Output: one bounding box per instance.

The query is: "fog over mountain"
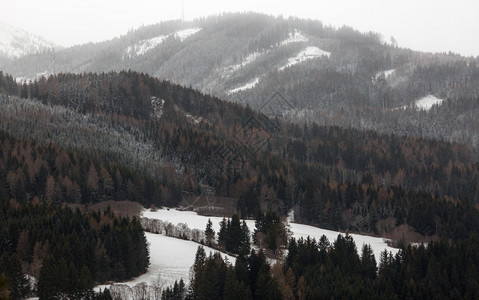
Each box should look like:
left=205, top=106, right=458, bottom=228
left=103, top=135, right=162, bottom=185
left=2, top=13, right=478, bottom=147
left=0, top=21, right=58, bottom=60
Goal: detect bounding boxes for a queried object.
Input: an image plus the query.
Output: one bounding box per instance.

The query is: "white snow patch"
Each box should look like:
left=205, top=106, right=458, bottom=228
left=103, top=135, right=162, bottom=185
left=374, top=69, right=395, bottom=80
left=96, top=232, right=235, bottom=294
left=142, top=208, right=399, bottom=264
left=223, top=29, right=308, bottom=76
left=224, top=51, right=263, bottom=74
left=279, top=29, right=309, bottom=46
left=125, top=28, right=201, bottom=57
left=279, top=46, right=330, bottom=71
left=15, top=70, right=50, bottom=83
left=0, top=21, right=58, bottom=59
left=414, top=95, right=443, bottom=110
left=174, top=28, right=202, bottom=42
left=125, top=35, right=168, bottom=57
left=227, top=77, right=260, bottom=94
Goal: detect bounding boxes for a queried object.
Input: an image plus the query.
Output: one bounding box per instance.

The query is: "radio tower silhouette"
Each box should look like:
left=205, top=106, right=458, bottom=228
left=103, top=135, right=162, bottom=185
left=181, top=0, right=185, bottom=22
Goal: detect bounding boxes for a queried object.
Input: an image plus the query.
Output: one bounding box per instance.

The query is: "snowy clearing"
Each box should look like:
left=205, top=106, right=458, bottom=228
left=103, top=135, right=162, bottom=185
left=142, top=208, right=399, bottom=263
left=374, top=69, right=395, bottom=80
left=124, top=28, right=201, bottom=57
left=174, top=28, right=202, bottom=42
left=227, top=77, right=260, bottom=94
left=223, top=29, right=308, bottom=75
left=125, top=35, right=168, bottom=57
left=96, top=233, right=235, bottom=294
left=224, top=51, right=263, bottom=74
left=415, top=95, right=443, bottom=110
left=279, top=46, right=330, bottom=71
left=279, top=29, right=309, bottom=46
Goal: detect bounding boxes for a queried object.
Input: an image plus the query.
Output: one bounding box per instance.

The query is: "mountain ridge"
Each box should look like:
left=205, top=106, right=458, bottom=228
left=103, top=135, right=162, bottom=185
left=1, top=13, right=479, bottom=149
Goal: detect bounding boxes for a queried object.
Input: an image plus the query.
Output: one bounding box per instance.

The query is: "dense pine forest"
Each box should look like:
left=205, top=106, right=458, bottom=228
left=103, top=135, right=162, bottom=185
left=182, top=234, right=479, bottom=299
left=1, top=68, right=479, bottom=298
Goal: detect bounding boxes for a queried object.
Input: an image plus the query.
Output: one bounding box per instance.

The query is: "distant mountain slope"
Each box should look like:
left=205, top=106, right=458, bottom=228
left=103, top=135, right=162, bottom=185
left=0, top=21, right=58, bottom=59
left=1, top=70, right=479, bottom=241
left=1, top=13, right=479, bottom=147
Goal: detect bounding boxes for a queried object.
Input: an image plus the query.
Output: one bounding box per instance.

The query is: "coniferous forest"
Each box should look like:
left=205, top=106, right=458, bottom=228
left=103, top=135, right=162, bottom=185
left=183, top=234, right=479, bottom=299
left=0, top=53, right=479, bottom=297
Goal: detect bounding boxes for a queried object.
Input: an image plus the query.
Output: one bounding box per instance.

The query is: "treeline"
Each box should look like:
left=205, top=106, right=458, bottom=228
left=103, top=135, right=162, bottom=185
left=187, top=246, right=280, bottom=299
left=0, top=200, right=148, bottom=299
left=179, top=234, right=479, bottom=299
left=284, top=235, right=479, bottom=299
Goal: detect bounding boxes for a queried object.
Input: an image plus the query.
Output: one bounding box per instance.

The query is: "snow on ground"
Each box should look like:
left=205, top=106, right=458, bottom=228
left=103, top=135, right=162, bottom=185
left=174, top=28, right=202, bottom=42
left=15, top=70, right=50, bottom=83
left=280, top=29, right=309, bottom=46
left=142, top=208, right=399, bottom=263
left=279, top=46, right=330, bottom=71
left=227, top=77, right=260, bottom=94
left=414, top=95, right=443, bottom=110
left=125, top=35, right=168, bottom=57
left=124, top=28, right=201, bottom=57
left=223, top=29, right=309, bottom=75
left=0, top=21, right=57, bottom=59
left=224, top=51, right=263, bottom=74
left=96, top=232, right=235, bottom=292
left=374, top=69, right=395, bottom=80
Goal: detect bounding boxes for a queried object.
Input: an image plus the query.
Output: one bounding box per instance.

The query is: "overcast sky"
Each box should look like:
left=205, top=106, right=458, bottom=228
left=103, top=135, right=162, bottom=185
left=1, top=0, right=478, bottom=57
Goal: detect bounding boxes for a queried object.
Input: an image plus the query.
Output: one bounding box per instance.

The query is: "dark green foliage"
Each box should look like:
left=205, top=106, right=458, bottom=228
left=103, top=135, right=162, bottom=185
left=284, top=234, right=479, bottom=299
left=217, top=215, right=250, bottom=255
left=162, top=279, right=186, bottom=300
left=204, top=218, right=215, bottom=247
left=0, top=199, right=149, bottom=299
left=188, top=247, right=277, bottom=300
left=0, top=254, right=29, bottom=300
left=253, top=210, right=288, bottom=252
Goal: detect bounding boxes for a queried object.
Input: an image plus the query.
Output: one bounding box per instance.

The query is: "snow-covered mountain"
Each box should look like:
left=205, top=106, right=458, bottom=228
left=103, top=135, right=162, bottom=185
left=0, top=21, right=58, bottom=59
left=2, top=13, right=479, bottom=147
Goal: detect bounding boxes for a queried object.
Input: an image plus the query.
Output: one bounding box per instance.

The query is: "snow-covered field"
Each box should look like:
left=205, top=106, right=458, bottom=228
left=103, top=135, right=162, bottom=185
left=96, top=208, right=398, bottom=298
left=414, top=95, right=443, bottom=110
left=124, top=28, right=201, bottom=57
left=96, top=232, right=235, bottom=296
left=142, top=208, right=399, bottom=262
left=279, top=46, right=330, bottom=71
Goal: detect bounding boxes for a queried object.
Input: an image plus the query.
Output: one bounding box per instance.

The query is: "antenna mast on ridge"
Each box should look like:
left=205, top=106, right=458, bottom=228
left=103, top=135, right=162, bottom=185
left=181, top=0, right=185, bottom=22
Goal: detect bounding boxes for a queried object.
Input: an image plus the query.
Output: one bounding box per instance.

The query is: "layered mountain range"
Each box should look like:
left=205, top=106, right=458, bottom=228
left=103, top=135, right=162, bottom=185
left=2, top=13, right=479, bottom=147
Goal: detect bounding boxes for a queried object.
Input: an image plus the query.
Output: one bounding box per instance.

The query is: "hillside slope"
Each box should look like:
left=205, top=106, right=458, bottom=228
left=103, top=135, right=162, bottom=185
left=2, top=14, right=479, bottom=147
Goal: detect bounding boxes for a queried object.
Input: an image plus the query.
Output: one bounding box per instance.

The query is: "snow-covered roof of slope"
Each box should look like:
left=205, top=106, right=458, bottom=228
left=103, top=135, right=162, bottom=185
left=279, top=46, right=330, bottom=71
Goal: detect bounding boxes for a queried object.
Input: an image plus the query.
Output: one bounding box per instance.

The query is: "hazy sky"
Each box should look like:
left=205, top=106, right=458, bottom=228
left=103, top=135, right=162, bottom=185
left=1, top=0, right=478, bottom=57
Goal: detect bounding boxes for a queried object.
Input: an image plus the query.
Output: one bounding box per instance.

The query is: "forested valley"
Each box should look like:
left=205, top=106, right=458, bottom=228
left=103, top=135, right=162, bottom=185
left=0, top=69, right=479, bottom=298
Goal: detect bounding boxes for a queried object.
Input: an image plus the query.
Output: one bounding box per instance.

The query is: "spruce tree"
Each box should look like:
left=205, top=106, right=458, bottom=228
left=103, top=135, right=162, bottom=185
left=205, top=218, right=215, bottom=247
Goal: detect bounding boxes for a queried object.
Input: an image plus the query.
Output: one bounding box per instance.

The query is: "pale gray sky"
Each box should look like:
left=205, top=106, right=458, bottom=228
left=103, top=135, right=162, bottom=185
left=1, top=0, right=478, bottom=57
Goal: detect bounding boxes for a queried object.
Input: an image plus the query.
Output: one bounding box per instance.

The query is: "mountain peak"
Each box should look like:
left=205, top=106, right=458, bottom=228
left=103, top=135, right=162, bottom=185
left=0, top=21, right=59, bottom=59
